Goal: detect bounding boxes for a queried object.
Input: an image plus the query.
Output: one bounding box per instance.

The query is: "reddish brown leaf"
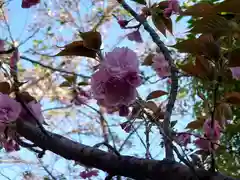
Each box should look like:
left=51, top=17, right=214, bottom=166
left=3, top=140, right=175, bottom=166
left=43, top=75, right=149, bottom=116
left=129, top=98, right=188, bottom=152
left=228, top=48, right=240, bottom=67
left=177, top=55, right=213, bottom=79
left=214, top=0, right=240, bottom=14
left=182, top=2, right=215, bottom=17
left=185, top=118, right=205, bottom=130
left=172, top=34, right=220, bottom=60
left=80, top=31, right=102, bottom=50
left=18, top=92, right=36, bottom=103
left=56, top=41, right=97, bottom=58
left=191, top=15, right=231, bottom=37
left=144, top=101, right=158, bottom=112
left=0, top=82, right=11, bottom=94
left=214, top=103, right=232, bottom=128
left=142, top=53, right=154, bottom=66
left=224, top=92, right=240, bottom=105
left=162, top=17, right=173, bottom=34
left=151, top=6, right=167, bottom=36
left=155, top=1, right=168, bottom=9
left=146, top=90, right=168, bottom=100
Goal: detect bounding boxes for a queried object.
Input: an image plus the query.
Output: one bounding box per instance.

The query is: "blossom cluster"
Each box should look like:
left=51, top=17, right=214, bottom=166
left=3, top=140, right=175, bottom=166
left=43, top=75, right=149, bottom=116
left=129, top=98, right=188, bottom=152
left=175, top=118, right=222, bottom=151
left=0, top=93, right=44, bottom=152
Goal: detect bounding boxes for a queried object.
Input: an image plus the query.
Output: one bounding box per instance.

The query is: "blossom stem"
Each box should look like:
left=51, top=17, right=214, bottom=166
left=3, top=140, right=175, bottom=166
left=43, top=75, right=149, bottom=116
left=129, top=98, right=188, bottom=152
left=117, top=0, right=178, bottom=161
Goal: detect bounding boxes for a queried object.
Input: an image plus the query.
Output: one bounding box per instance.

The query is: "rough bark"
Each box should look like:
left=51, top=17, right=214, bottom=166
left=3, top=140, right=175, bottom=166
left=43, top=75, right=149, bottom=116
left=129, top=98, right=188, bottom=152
left=16, top=121, right=239, bottom=180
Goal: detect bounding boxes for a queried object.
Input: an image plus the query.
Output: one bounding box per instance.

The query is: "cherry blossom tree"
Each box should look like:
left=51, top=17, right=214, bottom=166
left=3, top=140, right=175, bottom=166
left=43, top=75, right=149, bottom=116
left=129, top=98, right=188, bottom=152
left=0, top=0, right=239, bottom=179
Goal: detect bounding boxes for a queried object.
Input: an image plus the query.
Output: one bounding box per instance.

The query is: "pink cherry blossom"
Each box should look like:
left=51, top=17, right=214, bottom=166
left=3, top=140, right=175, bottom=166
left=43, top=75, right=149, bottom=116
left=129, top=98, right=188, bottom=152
left=74, top=89, right=91, bottom=105
left=152, top=54, right=170, bottom=78
left=127, top=30, right=143, bottom=43
left=120, top=121, right=133, bottom=133
left=119, top=105, right=129, bottom=116
left=91, top=47, right=142, bottom=115
left=230, top=67, right=240, bottom=80
left=3, top=139, right=20, bottom=152
left=203, top=118, right=221, bottom=141
left=118, top=20, right=129, bottom=28
left=0, top=93, right=21, bottom=128
left=80, top=170, right=98, bottom=179
left=22, top=0, right=40, bottom=8
left=194, top=138, right=219, bottom=151
left=164, top=0, right=180, bottom=18
left=194, top=138, right=210, bottom=151
left=163, top=8, right=173, bottom=18
left=175, top=132, right=191, bottom=147
left=19, top=101, right=44, bottom=124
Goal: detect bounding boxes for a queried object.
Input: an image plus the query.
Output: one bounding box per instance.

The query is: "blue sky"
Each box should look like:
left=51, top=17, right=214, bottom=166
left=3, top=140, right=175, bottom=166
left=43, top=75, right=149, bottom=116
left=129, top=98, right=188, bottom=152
left=0, top=0, right=195, bottom=179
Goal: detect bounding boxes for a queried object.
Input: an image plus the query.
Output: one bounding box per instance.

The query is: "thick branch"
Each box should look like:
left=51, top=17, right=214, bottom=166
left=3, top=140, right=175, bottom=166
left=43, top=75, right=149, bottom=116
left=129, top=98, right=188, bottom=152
left=16, top=121, right=238, bottom=180
left=117, top=0, right=178, bottom=160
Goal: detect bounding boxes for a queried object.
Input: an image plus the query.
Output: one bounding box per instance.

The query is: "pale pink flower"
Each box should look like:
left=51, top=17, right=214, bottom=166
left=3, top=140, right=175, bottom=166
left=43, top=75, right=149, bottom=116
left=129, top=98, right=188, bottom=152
left=152, top=54, right=170, bottom=78
left=175, top=132, right=191, bottom=147
left=230, top=67, right=240, bottom=80
left=0, top=93, right=21, bottom=127
left=22, top=0, right=40, bottom=8
left=203, top=118, right=221, bottom=141
left=91, top=47, right=142, bottom=115
left=20, top=101, right=44, bottom=124
left=127, top=30, right=143, bottom=43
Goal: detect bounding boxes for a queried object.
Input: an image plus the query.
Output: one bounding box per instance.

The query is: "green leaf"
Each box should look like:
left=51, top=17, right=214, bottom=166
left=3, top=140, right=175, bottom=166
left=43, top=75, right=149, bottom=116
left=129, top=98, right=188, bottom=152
left=60, top=81, right=71, bottom=87
left=177, top=88, right=188, bottom=99
left=130, top=0, right=146, bottom=5
left=62, top=75, right=77, bottom=84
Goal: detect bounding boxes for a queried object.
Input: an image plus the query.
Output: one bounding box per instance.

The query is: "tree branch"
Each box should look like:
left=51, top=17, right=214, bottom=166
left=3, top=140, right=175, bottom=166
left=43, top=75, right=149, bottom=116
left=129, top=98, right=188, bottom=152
left=20, top=56, right=90, bottom=78
left=116, top=0, right=178, bottom=161
left=16, top=121, right=237, bottom=180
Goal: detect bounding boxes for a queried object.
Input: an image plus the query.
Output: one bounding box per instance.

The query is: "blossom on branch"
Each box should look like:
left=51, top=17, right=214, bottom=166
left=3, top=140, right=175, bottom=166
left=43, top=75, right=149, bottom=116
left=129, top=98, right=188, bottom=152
left=91, top=47, right=142, bottom=116
left=3, top=139, right=20, bottom=152
left=73, top=89, right=91, bottom=106
left=174, top=132, right=191, bottom=147
left=118, top=20, right=129, bottom=29
left=152, top=53, right=170, bottom=78
left=164, top=0, right=181, bottom=18
left=19, top=101, right=44, bottom=124
left=203, top=118, right=221, bottom=141
left=0, top=93, right=21, bottom=130
left=127, top=30, right=143, bottom=43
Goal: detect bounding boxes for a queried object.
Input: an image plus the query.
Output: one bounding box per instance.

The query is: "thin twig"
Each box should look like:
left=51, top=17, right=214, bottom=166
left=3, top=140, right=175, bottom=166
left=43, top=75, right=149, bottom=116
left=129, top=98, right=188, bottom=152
left=20, top=55, right=90, bottom=78
left=117, top=0, right=178, bottom=161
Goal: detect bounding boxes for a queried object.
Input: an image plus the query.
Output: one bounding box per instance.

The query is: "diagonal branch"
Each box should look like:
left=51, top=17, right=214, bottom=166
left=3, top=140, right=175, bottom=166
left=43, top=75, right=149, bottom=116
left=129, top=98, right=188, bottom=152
left=116, top=0, right=178, bottom=160
left=20, top=56, right=90, bottom=78
left=16, top=120, right=237, bottom=180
